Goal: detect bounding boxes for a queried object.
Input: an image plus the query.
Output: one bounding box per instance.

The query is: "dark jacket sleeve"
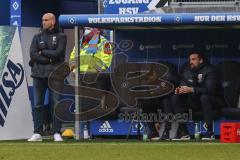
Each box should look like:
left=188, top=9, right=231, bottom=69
left=180, top=70, right=189, bottom=86
left=179, top=64, right=189, bottom=86
left=194, top=67, right=219, bottom=95
left=180, top=78, right=187, bottom=86
left=29, top=35, right=51, bottom=65
left=41, top=34, right=67, bottom=60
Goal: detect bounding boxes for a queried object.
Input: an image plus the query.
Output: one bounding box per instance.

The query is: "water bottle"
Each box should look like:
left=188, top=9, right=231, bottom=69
left=83, top=124, right=89, bottom=139
left=143, top=127, right=148, bottom=141
left=194, top=122, right=200, bottom=140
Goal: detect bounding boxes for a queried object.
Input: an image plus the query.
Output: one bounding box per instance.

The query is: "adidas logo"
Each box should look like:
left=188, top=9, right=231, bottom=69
left=99, top=121, right=113, bottom=133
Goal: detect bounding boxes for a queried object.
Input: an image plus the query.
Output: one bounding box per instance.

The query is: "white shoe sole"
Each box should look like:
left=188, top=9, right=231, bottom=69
left=27, top=139, right=43, bottom=142
left=201, top=138, right=215, bottom=141
left=54, top=139, right=63, bottom=142
left=151, top=137, right=161, bottom=141
left=172, top=137, right=191, bottom=141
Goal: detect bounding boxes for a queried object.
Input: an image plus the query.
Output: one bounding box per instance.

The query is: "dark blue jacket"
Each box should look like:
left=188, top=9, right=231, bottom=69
left=180, top=62, right=222, bottom=96
left=29, top=28, right=66, bottom=78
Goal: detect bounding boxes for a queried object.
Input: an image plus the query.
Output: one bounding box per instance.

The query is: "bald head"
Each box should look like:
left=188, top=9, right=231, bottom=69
left=42, top=13, right=56, bottom=30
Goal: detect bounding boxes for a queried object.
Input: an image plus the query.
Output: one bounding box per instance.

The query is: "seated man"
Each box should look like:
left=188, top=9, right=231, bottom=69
left=172, top=52, right=226, bottom=140
left=140, top=62, right=180, bottom=140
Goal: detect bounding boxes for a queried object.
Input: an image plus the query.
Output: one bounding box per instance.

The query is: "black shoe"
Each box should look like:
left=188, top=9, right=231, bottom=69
left=201, top=132, right=215, bottom=141
left=201, top=124, right=215, bottom=141
left=172, top=134, right=191, bottom=141
left=149, top=132, right=160, bottom=141
left=161, top=130, right=170, bottom=140
left=171, top=126, right=190, bottom=141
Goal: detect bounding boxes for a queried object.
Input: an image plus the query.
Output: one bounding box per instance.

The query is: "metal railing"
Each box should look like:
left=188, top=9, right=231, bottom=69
left=170, top=0, right=240, bottom=6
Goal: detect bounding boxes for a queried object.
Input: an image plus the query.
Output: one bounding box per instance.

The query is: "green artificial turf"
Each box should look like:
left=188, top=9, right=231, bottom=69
left=0, top=140, right=240, bottom=160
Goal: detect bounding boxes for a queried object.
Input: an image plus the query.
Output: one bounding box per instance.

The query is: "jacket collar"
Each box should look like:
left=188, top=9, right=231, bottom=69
left=191, top=62, right=207, bottom=72
left=41, top=27, right=59, bottom=35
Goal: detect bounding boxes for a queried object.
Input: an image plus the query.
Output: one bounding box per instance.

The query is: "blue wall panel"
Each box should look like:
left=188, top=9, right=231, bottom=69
left=21, top=0, right=98, bottom=27
left=21, top=0, right=58, bottom=27
left=0, top=0, right=10, bottom=25
left=58, top=1, right=98, bottom=14
left=115, top=29, right=240, bottom=67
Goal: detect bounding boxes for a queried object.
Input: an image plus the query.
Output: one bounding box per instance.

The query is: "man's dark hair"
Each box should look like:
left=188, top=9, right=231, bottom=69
left=189, top=52, right=209, bottom=63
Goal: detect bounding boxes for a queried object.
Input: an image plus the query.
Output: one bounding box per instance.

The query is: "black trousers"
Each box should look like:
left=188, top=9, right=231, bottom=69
left=140, top=97, right=170, bottom=134
left=171, top=94, right=225, bottom=127
left=33, top=78, right=62, bottom=134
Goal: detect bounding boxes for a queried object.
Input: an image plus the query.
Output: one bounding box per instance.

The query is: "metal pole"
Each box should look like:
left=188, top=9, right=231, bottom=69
left=98, top=0, right=103, bottom=14
left=74, top=26, right=80, bottom=140
left=74, top=26, right=84, bottom=140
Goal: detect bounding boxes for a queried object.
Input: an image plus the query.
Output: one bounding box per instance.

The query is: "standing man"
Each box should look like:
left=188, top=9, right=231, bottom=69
left=28, top=13, right=67, bottom=141
left=69, top=27, right=112, bottom=74
left=172, top=52, right=225, bottom=140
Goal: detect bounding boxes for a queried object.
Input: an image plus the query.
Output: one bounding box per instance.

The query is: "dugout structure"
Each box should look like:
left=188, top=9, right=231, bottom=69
left=59, top=5, right=240, bottom=139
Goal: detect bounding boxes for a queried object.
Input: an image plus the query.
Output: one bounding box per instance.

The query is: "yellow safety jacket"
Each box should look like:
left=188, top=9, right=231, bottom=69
left=70, top=35, right=112, bottom=73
